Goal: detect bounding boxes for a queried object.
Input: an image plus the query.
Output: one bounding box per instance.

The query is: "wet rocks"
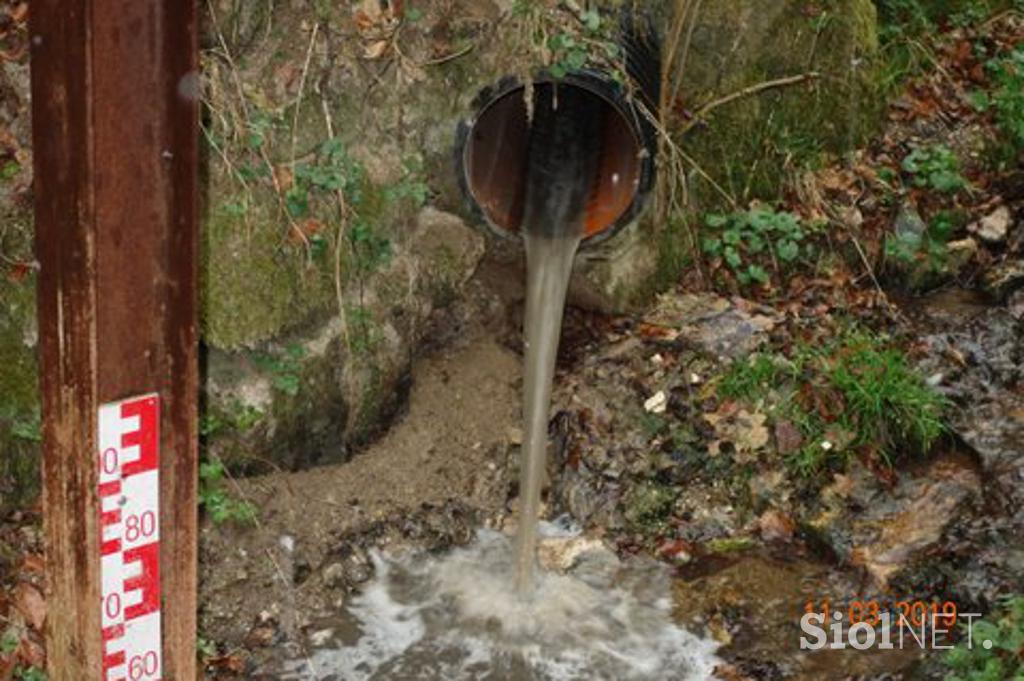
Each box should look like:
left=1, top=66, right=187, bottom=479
left=321, top=562, right=346, bottom=589
left=854, top=456, right=979, bottom=585
left=983, top=259, right=1024, bottom=301
left=643, top=293, right=776, bottom=360
left=810, top=455, right=980, bottom=586
left=536, top=535, right=607, bottom=573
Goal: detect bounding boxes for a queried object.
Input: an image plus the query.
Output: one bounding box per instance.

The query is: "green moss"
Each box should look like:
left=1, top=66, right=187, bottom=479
left=0, top=275, right=40, bottom=511
left=201, top=197, right=335, bottom=349
left=707, top=537, right=757, bottom=553
left=624, top=482, right=678, bottom=535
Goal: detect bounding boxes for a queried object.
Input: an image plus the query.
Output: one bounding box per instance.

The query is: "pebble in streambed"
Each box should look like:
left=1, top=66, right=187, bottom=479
left=280, top=521, right=720, bottom=680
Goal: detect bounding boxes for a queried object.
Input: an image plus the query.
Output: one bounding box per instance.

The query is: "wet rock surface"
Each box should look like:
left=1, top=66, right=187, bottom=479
left=810, top=453, right=981, bottom=586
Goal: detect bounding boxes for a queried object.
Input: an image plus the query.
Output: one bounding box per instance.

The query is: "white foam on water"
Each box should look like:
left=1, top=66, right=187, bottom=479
left=282, top=523, right=720, bottom=680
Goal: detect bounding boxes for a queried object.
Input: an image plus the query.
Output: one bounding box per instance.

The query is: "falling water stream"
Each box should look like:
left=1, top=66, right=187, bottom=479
left=512, top=81, right=596, bottom=594
left=513, top=232, right=582, bottom=593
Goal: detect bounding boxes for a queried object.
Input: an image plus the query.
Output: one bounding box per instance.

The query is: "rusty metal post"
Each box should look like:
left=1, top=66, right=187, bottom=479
left=30, top=1, right=199, bottom=679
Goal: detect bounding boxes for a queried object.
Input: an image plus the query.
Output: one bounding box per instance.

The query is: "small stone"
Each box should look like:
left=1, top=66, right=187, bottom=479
left=537, top=536, right=606, bottom=573
left=983, top=259, right=1024, bottom=300
left=506, top=427, right=523, bottom=446
left=309, top=628, right=334, bottom=647
left=644, top=391, right=668, bottom=414
left=894, top=201, right=927, bottom=239
left=1008, top=289, right=1024, bottom=320
left=774, top=420, right=803, bottom=455
left=969, top=206, right=1012, bottom=244
left=244, top=623, right=275, bottom=648
left=758, top=509, right=796, bottom=542
left=839, top=205, right=864, bottom=229
left=322, top=562, right=345, bottom=588
left=945, top=237, right=978, bottom=273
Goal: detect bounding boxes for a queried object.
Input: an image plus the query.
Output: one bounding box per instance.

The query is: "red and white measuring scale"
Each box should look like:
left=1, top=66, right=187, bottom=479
left=98, top=394, right=162, bottom=681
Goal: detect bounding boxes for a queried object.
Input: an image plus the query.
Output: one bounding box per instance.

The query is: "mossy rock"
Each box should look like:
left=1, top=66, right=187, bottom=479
left=201, top=196, right=337, bottom=349
left=201, top=207, right=485, bottom=473
left=680, top=0, right=883, bottom=205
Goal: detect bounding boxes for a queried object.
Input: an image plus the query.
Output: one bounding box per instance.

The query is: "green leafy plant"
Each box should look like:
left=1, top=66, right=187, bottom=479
left=287, top=138, right=365, bottom=219
left=1, top=628, right=19, bottom=655
left=198, top=458, right=257, bottom=525
left=0, top=160, right=20, bottom=182
left=346, top=305, right=379, bottom=356
left=902, top=144, right=968, bottom=193
left=547, top=9, right=620, bottom=79
left=9, top=412, right=41, bottom=443
left=253, top=344, right=306, bottom=396
left=199, top=401, right=264, bottom=439
left=944, top=595, right=1024, bottom=681
left=14, top=667, right=46, bottom=681
left=349, top=219, right=392, bottom=277
left=702, top=207, right=810, bottom=286
left=196, top=636, right=218, bottom=660
left=973, top=48, right=1024, bottom=156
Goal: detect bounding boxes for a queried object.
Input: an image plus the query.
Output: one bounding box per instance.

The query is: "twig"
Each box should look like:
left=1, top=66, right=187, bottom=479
left=417, top=41, right=476, bottom=67
left=206, top=0, right=251, bottom=122
left=982, top=8, right=1024, bottom=29
left=680, top=72, right=821, bottom=135
left=670, top=0, right=704, bottom=109
left=318, top=86, right=353, bottom=353
left=290, top=22, right=320, bottom=166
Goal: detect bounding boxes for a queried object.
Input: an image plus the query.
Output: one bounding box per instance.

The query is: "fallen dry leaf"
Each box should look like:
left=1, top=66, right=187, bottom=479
left=363, top=39, right=390, bottom=60
left=774, top=420, right=804, bottom=455
left=705, top=406, right=770, bottom=463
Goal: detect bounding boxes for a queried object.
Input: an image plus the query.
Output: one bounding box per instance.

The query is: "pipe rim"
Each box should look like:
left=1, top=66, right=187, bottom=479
left=455, top=69, right=657, bottom=249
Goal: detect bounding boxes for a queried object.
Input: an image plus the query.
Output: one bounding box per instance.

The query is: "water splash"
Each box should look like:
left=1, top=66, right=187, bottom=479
left=281, top=524, right=719, bottom=680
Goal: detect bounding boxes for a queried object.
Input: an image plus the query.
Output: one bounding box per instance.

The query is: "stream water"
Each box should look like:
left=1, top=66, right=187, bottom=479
left=279, top=521, right=720, bottom=680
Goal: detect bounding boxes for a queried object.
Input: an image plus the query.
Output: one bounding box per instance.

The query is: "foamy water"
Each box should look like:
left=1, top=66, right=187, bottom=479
left=279, top=522, right=720, bottom=680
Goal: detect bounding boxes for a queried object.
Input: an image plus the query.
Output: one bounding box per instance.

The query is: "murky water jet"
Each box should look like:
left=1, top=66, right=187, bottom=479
left=461, top=71, right=658, bottom=593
